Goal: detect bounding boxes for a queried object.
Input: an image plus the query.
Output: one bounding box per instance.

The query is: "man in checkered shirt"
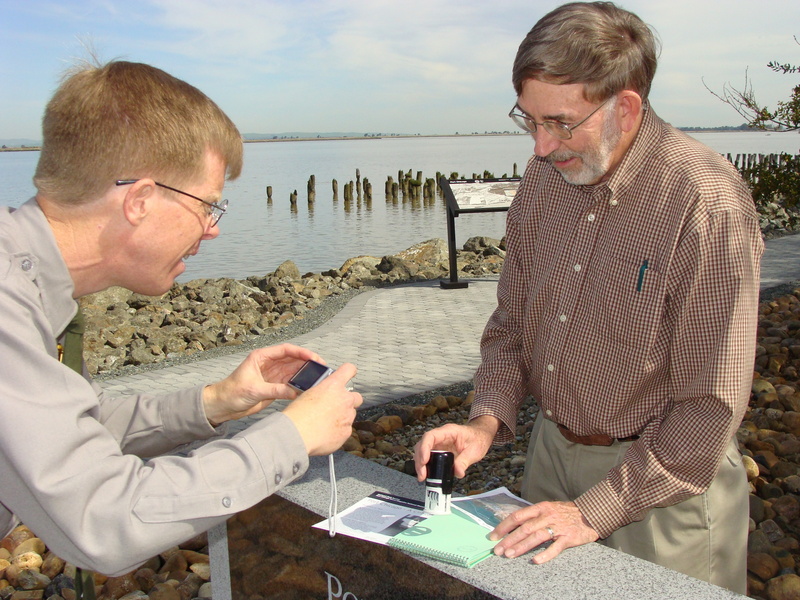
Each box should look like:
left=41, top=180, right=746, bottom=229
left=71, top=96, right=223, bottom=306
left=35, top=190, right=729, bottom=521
left=415, top=2, right=762, bottom=593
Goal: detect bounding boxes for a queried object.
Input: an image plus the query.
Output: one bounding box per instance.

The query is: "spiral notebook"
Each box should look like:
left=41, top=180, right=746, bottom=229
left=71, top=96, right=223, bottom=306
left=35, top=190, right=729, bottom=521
left=387, top=509, right=497, bottom=568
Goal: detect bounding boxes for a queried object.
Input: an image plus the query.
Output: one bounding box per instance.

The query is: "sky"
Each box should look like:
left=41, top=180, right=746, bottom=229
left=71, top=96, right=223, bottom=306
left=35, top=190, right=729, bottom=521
left=1, top=0, right=799, bottom=141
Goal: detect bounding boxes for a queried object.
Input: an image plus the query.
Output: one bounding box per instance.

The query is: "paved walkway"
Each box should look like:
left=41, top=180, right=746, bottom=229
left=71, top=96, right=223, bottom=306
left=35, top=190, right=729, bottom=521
left=98, top=234, right=800, bottom=416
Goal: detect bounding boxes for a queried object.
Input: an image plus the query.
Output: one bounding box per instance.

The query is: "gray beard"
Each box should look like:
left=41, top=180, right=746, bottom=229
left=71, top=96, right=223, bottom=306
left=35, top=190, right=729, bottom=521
left=548, top=108, right=622, bottom=186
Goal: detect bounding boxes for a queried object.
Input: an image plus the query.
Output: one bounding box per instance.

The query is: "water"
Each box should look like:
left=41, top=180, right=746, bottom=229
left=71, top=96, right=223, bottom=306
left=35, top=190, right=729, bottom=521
left=2, top=131, right=798, bottom=281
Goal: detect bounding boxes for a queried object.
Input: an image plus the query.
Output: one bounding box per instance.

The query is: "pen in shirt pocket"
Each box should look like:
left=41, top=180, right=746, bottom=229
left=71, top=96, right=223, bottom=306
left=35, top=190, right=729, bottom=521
left=636, top=259, right=649, bottom=292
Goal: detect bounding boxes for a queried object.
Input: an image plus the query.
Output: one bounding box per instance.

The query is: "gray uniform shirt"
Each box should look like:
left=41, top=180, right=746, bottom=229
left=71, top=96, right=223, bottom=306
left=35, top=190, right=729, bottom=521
left=0, top=199, right=309, bottom=575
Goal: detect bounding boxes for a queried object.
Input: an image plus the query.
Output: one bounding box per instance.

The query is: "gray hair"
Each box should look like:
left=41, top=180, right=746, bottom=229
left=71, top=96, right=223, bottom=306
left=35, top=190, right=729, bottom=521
left=512, top=2, right=660, bottom=102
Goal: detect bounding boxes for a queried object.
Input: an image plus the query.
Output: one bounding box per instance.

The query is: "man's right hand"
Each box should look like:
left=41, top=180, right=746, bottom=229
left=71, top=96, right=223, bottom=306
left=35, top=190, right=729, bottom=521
left=282, top=363, right=362, bottom=456
left=413, top=415, right=501, bottom=480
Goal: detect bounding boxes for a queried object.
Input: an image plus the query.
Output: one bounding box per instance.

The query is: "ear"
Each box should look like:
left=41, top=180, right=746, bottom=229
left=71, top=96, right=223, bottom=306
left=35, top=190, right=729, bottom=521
left=120, top=179, right=158, bottom=226
left=616, top=91, right=643, bottom=133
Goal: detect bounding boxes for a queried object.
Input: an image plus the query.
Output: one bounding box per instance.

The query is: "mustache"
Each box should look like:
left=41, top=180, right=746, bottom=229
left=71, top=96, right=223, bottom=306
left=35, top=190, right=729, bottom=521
left=547, top=150, right=579, bottom=164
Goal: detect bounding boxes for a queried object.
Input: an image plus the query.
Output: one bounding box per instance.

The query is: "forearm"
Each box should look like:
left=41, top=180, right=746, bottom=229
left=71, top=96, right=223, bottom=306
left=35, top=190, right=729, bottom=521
left=96, top=382, right=220, bottom=457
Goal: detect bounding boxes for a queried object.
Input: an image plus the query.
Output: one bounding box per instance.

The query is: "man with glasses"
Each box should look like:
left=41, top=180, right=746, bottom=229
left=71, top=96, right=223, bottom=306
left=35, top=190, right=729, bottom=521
left=415, top=2, right=761, bottom=593
left=0, top=60, right=362, bottom=577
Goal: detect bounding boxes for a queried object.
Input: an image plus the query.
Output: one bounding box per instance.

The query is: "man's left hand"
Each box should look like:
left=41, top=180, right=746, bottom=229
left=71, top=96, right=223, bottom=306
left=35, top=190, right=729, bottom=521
left=202, top=343, right=323, bottom=425
left=490, top=501, right=599, bottom=564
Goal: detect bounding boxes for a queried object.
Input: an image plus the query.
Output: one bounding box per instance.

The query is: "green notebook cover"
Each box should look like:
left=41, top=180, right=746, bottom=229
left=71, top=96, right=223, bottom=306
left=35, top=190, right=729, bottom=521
left=387, top=509, right=497, bottom=568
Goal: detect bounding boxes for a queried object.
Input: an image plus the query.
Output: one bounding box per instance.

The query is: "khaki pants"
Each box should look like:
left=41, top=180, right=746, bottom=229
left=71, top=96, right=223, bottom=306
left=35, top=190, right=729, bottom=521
left=521, top=417, right=748, bottom=594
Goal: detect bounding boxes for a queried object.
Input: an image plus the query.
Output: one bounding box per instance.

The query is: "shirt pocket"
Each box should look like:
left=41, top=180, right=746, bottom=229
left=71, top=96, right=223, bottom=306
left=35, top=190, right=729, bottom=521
left=582, top=251, right=664, bottom=353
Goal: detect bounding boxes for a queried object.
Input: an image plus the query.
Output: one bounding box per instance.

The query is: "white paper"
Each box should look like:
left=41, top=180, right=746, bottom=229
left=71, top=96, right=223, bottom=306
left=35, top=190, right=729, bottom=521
left=313, top=486, right=531, bottom=545
left=313, top=491, right=427, bottom=545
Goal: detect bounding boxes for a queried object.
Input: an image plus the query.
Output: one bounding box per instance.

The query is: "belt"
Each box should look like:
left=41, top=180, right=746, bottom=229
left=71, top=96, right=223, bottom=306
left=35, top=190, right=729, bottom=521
left=557, top=423, right=639, bottom=446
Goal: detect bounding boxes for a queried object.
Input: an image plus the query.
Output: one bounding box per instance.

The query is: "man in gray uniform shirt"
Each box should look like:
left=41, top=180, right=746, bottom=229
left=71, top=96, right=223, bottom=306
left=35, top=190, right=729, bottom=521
left=0, top=60, right=362, bottom=576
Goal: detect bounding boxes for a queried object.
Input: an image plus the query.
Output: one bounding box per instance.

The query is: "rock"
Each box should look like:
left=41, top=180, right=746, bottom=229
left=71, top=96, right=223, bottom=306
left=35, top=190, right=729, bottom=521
left=341, top=433, right=362, bottom=453
left=146, top=583, right=180, bottom=600
left=751, top=494, right=767, bottom=523
left=772, top=495, right=800, bottom=521
left=744, top=455, right=761, bottom=480
left=353, top=421, right=386, bottom=436
left=197, top=582, right=212, bottom=598
left=754, top=380, right=778, bottom=396
left=271, top=260, right=300, bottom=280
left=766, top=573, right=800, bottom=600
left=749, top=552, right=781, bottom=580
left=40, top=552, right=65, bottom=579
left=10, top=540, right=45, bottom=559
left=188, top=562, right=210, bottom=581
left=0, top=527, right=34, bottom=554
left=430, top=396, right=450, bottom=412
left=356, top=430, right=376, bottom=445
left=15, top=569, right=50, bottom=591
left=10, top=553, right=42, bottom=571
left=44, top=573, right=74, bottom=599
left=383, top=405, right=417, bottom=425
left=175, top=573, right=202, bottom=600
left=100, top=573, right=139, bottom=599
left=760, top=519, right=787, bottom=542
left=375, top=415, right=402, bottom=433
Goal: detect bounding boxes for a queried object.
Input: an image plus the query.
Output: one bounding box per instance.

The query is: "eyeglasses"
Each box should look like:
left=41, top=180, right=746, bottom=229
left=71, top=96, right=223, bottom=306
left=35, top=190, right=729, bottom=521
left=508, top=98, right=612, bottom=140
left=115, top=179, right=228, bottom=227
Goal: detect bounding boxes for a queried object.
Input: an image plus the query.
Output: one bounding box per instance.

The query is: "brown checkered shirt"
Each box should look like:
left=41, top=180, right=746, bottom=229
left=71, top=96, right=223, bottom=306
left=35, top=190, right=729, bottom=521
left=470, top=106, right=764, bottom=538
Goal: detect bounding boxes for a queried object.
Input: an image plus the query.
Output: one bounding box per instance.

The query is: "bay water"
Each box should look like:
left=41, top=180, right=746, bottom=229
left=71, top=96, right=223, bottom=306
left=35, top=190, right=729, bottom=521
left=1, top=131, right=798, bottom=281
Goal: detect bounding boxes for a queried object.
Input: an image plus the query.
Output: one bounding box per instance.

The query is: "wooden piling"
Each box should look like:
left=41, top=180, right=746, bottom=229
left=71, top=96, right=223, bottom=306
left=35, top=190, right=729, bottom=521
left=307, top=175, right=316, bottom=203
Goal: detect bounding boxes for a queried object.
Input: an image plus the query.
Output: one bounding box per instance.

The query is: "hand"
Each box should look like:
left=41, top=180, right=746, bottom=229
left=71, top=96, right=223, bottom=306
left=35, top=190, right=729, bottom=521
left=489, top=501, right=599, bottom=564
left=202, top=344, right=323, bottom=425
left=282, top=363, right=363, bottom=456
left=413, top=416, right=500, bottom=481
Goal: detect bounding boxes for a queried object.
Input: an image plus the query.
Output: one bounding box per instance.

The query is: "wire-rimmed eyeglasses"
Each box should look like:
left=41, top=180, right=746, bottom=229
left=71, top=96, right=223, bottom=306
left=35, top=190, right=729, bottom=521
left=508, top=98, right=612, bottom=140
left=116, top=179, right=228, bottom=227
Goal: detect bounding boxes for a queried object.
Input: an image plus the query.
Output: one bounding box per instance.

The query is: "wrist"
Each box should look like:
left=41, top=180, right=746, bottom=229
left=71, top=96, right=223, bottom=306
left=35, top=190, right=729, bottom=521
left=202, top=384, right=224, bottom=426
left=469, top=415, right=501, bottom=440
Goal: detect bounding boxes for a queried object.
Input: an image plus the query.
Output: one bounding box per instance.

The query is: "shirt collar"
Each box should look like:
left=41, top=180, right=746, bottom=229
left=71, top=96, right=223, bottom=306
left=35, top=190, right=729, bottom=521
left=603, top=102, right=663, bottom=196
left=12, top=198, right=79, bottom=337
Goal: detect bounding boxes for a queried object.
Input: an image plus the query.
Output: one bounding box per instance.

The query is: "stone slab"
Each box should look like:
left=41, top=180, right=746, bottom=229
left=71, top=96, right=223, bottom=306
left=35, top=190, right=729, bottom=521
left=268, top=453, right=745, bottom=600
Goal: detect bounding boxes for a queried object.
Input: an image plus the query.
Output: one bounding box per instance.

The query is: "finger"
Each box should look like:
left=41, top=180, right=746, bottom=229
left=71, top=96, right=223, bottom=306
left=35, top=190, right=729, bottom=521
left=531, top=536, right=568, bottom=564
left=413, top=436, right=433, bottom=481
left=330, top=362, right=358, bottom=382
left=496, top=526, right=554, bottom=558
left=490, top=506, right=542, bottom=539
left=453, top=454, right=472, bottom=479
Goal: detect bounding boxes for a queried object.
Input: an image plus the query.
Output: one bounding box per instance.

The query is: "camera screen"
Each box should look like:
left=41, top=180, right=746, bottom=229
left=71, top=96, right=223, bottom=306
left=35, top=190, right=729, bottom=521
left=290, top=361, right=331, bottom=391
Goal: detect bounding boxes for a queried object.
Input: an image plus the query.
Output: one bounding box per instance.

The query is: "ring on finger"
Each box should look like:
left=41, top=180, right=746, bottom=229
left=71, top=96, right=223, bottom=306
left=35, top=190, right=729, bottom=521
left=545, top=526, right=555, bottom=540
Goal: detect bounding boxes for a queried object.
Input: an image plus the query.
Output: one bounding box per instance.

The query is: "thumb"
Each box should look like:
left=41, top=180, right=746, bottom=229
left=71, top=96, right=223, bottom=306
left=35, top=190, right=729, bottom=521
left=327, top=362, right=357, bottom=385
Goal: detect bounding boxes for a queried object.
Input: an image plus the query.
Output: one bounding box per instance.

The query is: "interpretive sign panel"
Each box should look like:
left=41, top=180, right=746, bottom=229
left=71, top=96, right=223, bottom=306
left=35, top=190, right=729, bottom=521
left=439, top=177, right=520, bottom=288
left=227, top=494, right=499, bottom=600
left=447, top=179, right=519, bottom=210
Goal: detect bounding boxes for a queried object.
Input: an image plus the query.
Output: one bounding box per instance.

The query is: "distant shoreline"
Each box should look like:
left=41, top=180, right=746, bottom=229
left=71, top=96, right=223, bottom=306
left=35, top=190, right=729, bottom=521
left=242, top=132, right=523, bottom=144
left=4, top=129, right=789, bottom=152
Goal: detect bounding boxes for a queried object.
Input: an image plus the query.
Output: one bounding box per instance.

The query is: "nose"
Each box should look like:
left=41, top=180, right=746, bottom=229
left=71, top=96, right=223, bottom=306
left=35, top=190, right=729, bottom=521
left=202, top=221, right=221, bottom=240
left=532, top=128, right=562, bottom=158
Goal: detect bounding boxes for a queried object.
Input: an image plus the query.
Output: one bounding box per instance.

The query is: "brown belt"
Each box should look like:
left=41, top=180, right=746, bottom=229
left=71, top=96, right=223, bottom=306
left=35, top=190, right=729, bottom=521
left=557, top=424, right=639, bottom=446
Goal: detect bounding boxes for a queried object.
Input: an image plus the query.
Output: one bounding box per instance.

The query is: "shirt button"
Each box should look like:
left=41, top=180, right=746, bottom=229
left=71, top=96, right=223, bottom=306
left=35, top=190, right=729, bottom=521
left=21, top=259, right=33, bottom=272
left=559, top=314, right=567, bottom=322
left=547, top=364, right=554, bottom=372
left=222, top=497, right=232, bottom=508
left=546, top=409, right=553, bottom=417
left=609, top=199, right=618, bottom=206
left=275, top=474, right=282, bottom=485
left=573, top=264, right=581, bottom=272
left=587, top=214, right=595, bottom=222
